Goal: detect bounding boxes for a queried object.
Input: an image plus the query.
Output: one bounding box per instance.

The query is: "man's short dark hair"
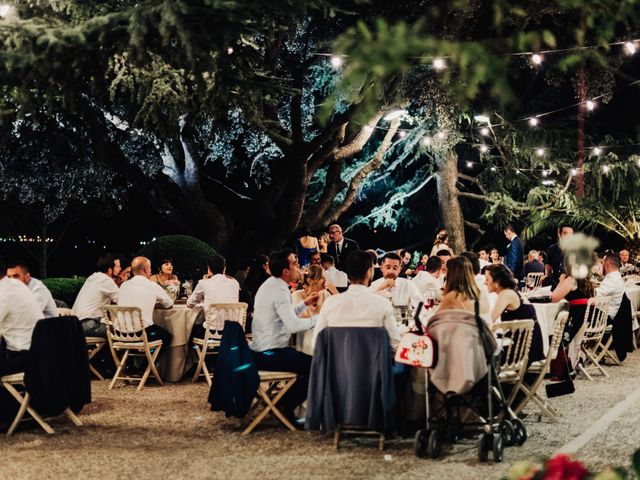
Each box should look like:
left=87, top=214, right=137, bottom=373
left=478, top=246, right=488, bottom=254
left=207, top=255, right=226, bottom=275
left=425, top=256, right=442, bottom=273
left=400, top=249, right=411, bottom=258
left=459, top=251, right=481, bottom=275
left=0, top=254, right=5, bottom=276
left=346, top=250, right=373, bottom=281
left=97, top=254, right=117, bottom=273
left=558, top=222, right=573, bottom=232
left=382, top=252, right=402, bottom=263
left=6, top=259, right=29, bottom=273
left=320, top=253, right=334, bottom=265
left=269, top=249, right=294, bottom=278
left=436, top=249, right=451, bottom=257
left=504, top=224, right=517, bottom=234
left=604, top=253, right=621, bottom=270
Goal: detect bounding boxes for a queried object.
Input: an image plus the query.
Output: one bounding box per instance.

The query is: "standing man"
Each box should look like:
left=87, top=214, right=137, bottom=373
left=327, top=224, right=359, bottom=272
left=548, top=224, right=574, bottom=282
left=6, top=260, right=58, bottom=318
left=504, top=224, right=525, bottom=281
left=73, top=254, right=121, bottom=337
left=370, top=252, right=422, bottom=310
left=250, top=249, right=319, bottom=424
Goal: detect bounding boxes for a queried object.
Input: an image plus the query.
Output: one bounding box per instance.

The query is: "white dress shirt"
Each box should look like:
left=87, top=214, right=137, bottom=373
left=313, top=284, right=401, bottom=351
left=73, top=272, right=120, bottom=320
left=412, top=271, right=442, bottom=300
left=324, top=266, right=348, bottom=288
left=250, top=276, right=316, bottom=352
left=28, top=277, right=58, bottom=319
left=117, top=275, right=173, bottom=328
left=370, top=276, right=423, bottom=309
left=187, top=274, right=240, bottom=307
left=0, top=277, right=43, bottom=351
left=596, top=270, right=625, bottom=318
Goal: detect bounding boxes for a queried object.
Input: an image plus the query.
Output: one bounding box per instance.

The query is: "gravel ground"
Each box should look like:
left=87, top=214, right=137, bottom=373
left=1, top=352, right=639, bottom=480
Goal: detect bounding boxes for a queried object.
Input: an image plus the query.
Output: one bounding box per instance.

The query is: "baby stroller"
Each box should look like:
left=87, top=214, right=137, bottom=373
left=412, top=303, right=527, bottom=462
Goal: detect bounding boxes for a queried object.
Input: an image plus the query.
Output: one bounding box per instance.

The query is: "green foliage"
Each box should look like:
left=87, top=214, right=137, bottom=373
left=138, top=235, right=216, bottom=280
left=42, top=277, right=86, bottom=307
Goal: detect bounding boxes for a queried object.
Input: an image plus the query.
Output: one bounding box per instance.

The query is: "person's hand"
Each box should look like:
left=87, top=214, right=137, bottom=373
left=406, top=269, right=414, bottom=276
left=202, top=273, right=212, bottom=280
left=304, top=292, right=320, bottom=307
left=378, top=278, right=396, bottom=291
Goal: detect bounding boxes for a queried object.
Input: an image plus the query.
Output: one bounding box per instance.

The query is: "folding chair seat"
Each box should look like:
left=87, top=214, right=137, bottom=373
left=103, top=306, right=163, bottom=392
left=575, top=297, right=610, bottom=380
left=242, top=370, right=298, bottom=435
left=491, top=320, right=534, bottom=408
left=516, top=311, right=569, bottom=421
left=192, top=303, right=248, bottom=386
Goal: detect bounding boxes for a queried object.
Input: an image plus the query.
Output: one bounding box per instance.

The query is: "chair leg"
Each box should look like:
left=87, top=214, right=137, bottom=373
left=3, top=386, right=54, bottom=435
left=138, top=346, right=162, bottom=391
left=191, top=345, right=205, bottom=383
left=333, top=426, right=341, bottom=449
left=585, top=349, right=609, bottom=378
left=109, top=350, right=129, bottom=390
left=88, top=343, right=106, bottom=380
left=242, top=378, right=297, bottom=435
left=65, top=408, right=83, bottom=427
left=379, top=434, right=385, bottom=451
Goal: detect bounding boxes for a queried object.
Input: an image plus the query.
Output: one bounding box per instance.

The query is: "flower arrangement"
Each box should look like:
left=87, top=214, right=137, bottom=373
left=165, top=283, right=180, bottom=301
left=560, top=233, right=600, bottom=279
left=503, top=450, right=640, bottom=480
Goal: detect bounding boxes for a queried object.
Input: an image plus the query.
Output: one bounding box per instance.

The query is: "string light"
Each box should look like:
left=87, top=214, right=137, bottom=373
left=542, top=170, right=549, bottom=177
left=480, top=127, right=490, bottom=136
left=0, top=4, right=11, bottom=18
left=571, top=168, right=577, bottom=176
left=624, top=41, right=637, bottom=55
left=466, top=161, right=473, bottom=168
left=436, top=131, right=446, bottom=140
left=542, top=179, right=555, bottom=186
left=515, top=168, right=521, bottom=174
left=530, top=53, right=544, bottom=66
left=490, top=167, right=497, bottom=172
left=535, top=148, right=545, bottom=156
left=479, top=145, right=489, bottom=153
left=398, top=131, right=406, bottom=138
left=330, top=55, right=343, bottom=69
left=384, top=109, right=407, bottom=121
left=421, top=136, right=432, bottom=146
left=227, top=47, right=234, bottom=55
left=528, top=117, right=539, bottom=127
left=432, top=57, right=446, bottom=71
left=592, top=146, right=602, bottom=156
left=637, top=158, right=640, bottom=168
left=586, top=100, right=596, bottom=111
left=474, top=115, right=490, bottom=124
left=603, top=165, right=611, bottom=173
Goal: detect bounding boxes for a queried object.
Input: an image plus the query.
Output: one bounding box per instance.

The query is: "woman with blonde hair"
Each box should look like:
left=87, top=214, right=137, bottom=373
left=438, top=256, right=489, bottom=314
left=292, top=264, right=334, bottom=317
left=430, top=229, right=454, bottom=256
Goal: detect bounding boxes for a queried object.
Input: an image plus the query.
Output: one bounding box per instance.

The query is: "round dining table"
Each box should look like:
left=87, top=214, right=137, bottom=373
left=153, top=304, right=204, bottom=382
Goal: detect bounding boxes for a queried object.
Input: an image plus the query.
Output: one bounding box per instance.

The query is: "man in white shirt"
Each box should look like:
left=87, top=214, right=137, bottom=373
left=596, top=253, right=626, bottom=319
left=251, top=249, right=319, bottom=424
left=6, top=260, right=58, bottom=318
left=0, top=255, right=43, bottom=376
left=117, top=256, right=173, bottom=352
left=412, top=256, right=443, bottom=301
left=321, top=254, right=348, bottom=289
left=314, top=250, right=401, bottom=352
left=477, top=247, right=490, bottom=270
left=370, top=252, right=423, bottom=311
left=188, top=254, right=240, bottom=307
left=72, top=255, right=121, bottom=337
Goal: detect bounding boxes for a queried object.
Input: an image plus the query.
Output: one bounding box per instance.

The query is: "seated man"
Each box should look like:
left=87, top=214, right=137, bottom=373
left=6, top=260, right=57, bottom=318
left=250, top=249, right=319, bottom=424
left=188, top=254, right=240, bottom=307
left=436, top=249, right=452, bottom=282
left=0, top=255, right=43, bottom=376
left=524, top=250, right=544, bottom=275
left=72, top=254, right=121, bottom=337
left=117, top=256, right=173, bottom=353
left=412, top=256, right=443, bottom=301
left=596, top=253, right=625, bottom=320
left=313, top=250, right=400, bottom=351
left=370, top=252, right=422, bottom=310
left=320, top=253, right=348, bottom=289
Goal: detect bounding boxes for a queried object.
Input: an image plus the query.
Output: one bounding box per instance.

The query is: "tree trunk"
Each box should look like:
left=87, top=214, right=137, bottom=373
left=436, top=151, right=466, bottom=253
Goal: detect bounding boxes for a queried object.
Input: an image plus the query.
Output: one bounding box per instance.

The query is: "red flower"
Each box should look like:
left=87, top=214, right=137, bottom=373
left=543, top=454, right=589, bottom=480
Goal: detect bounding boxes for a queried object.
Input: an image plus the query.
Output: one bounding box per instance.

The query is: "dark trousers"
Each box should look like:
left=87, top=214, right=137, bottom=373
left=146, top=325, right=172, bottom=357
left=0, top=350, right=30, bottom=377
left=252, top=347, right=312, bottom=414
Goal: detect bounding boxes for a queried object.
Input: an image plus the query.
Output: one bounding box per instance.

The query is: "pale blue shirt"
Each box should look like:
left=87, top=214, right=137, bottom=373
left=250, top=276, right=317, bottom=352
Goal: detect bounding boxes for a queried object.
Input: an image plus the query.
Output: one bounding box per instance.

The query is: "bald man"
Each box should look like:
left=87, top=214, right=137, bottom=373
left=117, top=256, right=173, bottom=355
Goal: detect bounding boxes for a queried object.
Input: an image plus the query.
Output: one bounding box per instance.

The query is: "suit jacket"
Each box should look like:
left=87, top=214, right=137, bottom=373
left=547, top=243, right=564, bottom=281
left=505, top=236, right=525, bottom=279
left=524, top=259, right=544, bottom=276
left=327, top=237, right=360, bottom=272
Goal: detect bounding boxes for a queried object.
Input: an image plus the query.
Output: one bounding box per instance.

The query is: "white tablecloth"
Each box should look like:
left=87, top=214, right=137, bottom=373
left=532, top=301, right=566, bottom=354
left=626, top=286, right=640, bottom=331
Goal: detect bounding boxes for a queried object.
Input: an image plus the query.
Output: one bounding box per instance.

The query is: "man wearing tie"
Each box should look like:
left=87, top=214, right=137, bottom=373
left=503, top=224, right=525, bottom=281
left=327, top=224, right=360, bottom=272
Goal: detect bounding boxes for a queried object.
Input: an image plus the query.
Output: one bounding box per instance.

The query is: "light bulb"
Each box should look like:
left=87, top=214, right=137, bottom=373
left=436, top=131, right=446, bottom=140
left=330, top=55, right=343, bottom=68
left=479, top=145, right=489, bottom=153
left=480, top=127, right=490, bottom=136
left=529, top=117, right=539, bottom=127
left=571, top=168, right=577, bottom=176
left=542, top=170, right=549, bottom=177
left=531, top=53, right=543, bottom=65
left=536, top=148, right=545, bottom=157
left=432, top=57, right=446, bottom=71
left=466, top=161, right=473, bottom=168
left=586, top=100, right=596, bottom=111
left=421, top=136, right=432, bottom=146
left=398, top=131, right=406, bottom=138
left=592, top=147, right=602, bottom=156
left=0, top=4, right=10, bottom=17
left=227, top=47, right=234, bottom=55
left=490, top=167, right=497, bottom=172
left=624, top=41, right=637, bottom=55
left=603, top=165, right=610, bottom=173
left=384, top=109, right=407, bottom=121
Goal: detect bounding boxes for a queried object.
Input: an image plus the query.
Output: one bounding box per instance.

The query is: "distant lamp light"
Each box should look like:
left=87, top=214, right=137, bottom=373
left=466, top=161, right=473, bottom=168
left=384, top=109, right=407, bottom=121
left=603, top=165, right=610, bottom=173
left=0, top=4, right=11, bottom=17
left=530, top=53, right=544, bottom=66
left=542, top=179, right=555, bottom=186
left=542, top=169, right=549, bottom=177
left=480, top=127, right=490, bottom=136
left=330, top=55, right=343, bottom=69
left=490, top=166, right=497, bottom=172
left=528, top=117, right=539, bottom=127
left=586, top=100, right=596, bottom=111
left=592, top=146, right=602, bottom=156
left=535, top=148, right=545, bottom=157
left=398, top=131, right=406, bottom=138
left=571, top=168, right=577, bottom=176
left=515, top=169, right=521, bottom=174
left=624, top=41, right=637, bottom=55
left=432, top=57, right=446, bottom=71
left=227, top=47, right=234, bottom=55
left=479, top=145, right=489, bottom=153
left=436, top=131, right=446, bottom=140
left=421, top=136, right=432, bottom=146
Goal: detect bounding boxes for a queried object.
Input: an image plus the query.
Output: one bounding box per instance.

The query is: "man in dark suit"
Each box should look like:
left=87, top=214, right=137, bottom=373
left=524, top=250, right=544, bottom=276
left=547, top=224, right=574, bottom=282
left=504, top=224, right=525, bottom=280
left=327, top=224, right=360, bottom=272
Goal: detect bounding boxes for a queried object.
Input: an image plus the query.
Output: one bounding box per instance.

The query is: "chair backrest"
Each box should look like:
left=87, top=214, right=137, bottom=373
left=103, top=305, right=146, bottom=343
left=57, top=307, right=75, bottom=317
left=393, top=305, right=410, bottom=325
left=547, top=311, right=570, bottom=362
left=526, top=272, right=544, bottom=289
left=204, top=303, right=248, bottom=340
left=581, top=297, right=610, bottom=342
left=491, top=319, right=534, bottom=373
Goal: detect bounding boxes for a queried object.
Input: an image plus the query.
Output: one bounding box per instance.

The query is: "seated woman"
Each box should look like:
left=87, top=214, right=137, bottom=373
left=489, top=248, right=502, bottom=265
left=149, top=259, right=180, bottom=287
left=292, top=265, right=332, bottom=317
left=437, top=256, right=490, bottom=315
left=484, top=264, right=544, bottom=363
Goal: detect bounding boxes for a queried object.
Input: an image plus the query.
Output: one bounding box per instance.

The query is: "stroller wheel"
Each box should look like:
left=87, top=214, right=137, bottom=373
left=477, top=433, right=490, bottom=462
left=414, top=429, right=428, bottom=458
left=492, top=433, right=504, bottom=462
left=499, top=419, right=515, bottom=446
left=426, top=429, right=442, bottom=459
left=512, top=418, right=528, bottom=445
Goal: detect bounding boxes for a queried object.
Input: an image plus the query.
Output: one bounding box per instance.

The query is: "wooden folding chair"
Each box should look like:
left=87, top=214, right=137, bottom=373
left=85, top=337, right=108, bottom=380
left=516, top=311, right=569, bottom=421
left=334, top=425, right=385, bottom=451
left=242, top=371, right=297, bottom=435
left=491, top=320, right=534, bottom=408
left=192, top=302, right=248, bottom=386
left=1, top=373, right=82, bottom=436
left=103, top=306, right=163, bottom=392
left=575, top=297, right=610, bottom=380
left=526, top=272, right=544, bottom=289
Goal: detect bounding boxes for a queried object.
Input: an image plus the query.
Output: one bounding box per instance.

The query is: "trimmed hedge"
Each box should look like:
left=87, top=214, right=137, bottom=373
left=139, top=235, right=216, bottom=281
left=43, top=277, right=87, bottom=307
